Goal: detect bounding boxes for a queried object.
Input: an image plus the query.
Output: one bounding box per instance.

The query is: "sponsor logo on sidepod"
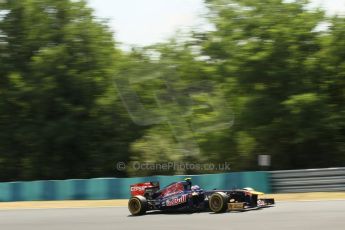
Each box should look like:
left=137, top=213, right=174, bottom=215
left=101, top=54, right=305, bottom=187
left=166, top=195, right=188, bottom=206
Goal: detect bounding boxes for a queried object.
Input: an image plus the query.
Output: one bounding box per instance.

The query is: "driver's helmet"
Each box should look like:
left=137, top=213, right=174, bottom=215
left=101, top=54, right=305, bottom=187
left=184, top=178, right=192, bottom=186
left=191, top=185, right=200, bottom=191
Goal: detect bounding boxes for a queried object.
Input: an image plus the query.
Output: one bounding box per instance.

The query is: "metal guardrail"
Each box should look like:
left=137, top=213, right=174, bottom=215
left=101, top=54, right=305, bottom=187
left=271, top=167, right=345, bottom=193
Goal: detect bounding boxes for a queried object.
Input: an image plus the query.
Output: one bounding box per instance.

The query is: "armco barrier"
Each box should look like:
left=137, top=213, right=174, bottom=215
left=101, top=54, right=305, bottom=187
left=0, top=172, right=270, bottom=202
left=271, top=167, right=345, bottom=193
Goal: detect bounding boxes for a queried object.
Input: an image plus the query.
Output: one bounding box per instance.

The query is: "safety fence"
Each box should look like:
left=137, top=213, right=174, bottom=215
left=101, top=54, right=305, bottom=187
left=1, top=167, right=344, bottom=201
left=270, top=167, right=345, bottom=193
left=0, top=172, right=270, bottom=202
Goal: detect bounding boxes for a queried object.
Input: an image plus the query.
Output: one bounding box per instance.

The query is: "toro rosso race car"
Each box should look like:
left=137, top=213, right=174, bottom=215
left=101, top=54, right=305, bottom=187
left=128, top=178, right=274, bottom=215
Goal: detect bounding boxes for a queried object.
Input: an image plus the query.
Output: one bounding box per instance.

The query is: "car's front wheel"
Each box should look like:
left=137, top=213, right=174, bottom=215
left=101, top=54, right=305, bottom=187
left=209, top=192, right=228, bottom=213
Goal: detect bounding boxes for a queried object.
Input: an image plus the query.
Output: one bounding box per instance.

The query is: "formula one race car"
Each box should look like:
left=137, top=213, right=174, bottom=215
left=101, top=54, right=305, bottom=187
left=128, top=178, right=274, bottom=215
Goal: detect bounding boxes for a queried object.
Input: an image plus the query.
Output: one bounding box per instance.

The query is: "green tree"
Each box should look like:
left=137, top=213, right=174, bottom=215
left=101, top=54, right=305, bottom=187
left=0, top=0, right=138, bottom=180
left=201, top=0, right=345, bottom=169
left=124, top=41, right=237, bottom=176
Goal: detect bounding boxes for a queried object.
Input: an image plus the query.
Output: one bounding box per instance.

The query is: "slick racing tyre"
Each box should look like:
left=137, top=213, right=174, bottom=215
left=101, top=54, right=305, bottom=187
left=209, top=192, right=228, bottom=213
left=128, top=196, right=148, bottom=216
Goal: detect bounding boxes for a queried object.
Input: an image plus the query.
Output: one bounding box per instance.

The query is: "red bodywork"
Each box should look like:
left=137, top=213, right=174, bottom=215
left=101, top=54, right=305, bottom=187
left=130, top=182, right=160, bottom=197
left=160, top=182, right=185, bottom=197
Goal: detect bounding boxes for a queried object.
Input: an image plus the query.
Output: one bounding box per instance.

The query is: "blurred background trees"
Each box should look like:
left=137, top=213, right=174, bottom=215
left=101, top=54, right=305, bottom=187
left=201, top=0, right=345, bottom=170
left=0, top=0, right=344, bottom=180
left=0, top=0, right=141, bottom=180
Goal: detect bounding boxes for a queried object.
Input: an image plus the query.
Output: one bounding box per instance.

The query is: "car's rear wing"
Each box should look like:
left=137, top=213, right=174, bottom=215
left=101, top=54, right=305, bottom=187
left=130, top=181, right=160, bottom=197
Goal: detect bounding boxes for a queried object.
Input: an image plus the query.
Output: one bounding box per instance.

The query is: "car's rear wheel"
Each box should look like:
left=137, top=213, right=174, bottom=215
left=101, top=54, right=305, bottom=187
left=128, top=196, right=147, bottom=216
left=209, top=192, right=228, bottom=213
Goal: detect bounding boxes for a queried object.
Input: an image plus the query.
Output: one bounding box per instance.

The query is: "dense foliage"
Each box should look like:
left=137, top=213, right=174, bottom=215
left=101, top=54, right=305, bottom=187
left=0, top=0, right=344, bottom=180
